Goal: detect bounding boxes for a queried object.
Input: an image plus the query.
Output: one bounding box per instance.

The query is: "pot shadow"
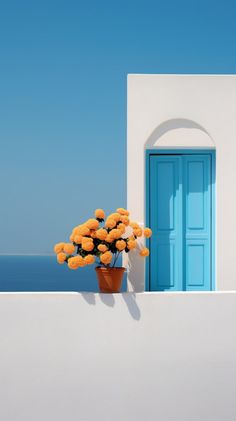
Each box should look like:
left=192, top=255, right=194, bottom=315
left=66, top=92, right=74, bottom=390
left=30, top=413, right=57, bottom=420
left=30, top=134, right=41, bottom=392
left=79, top=292, right=141, bottom=321
left=99, top=293, right=115, bottom=307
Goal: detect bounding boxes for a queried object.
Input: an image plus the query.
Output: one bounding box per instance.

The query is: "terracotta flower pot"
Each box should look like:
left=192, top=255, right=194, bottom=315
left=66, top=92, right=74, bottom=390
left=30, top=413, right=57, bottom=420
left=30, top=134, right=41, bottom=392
left=95, top=267, right=125, bottom=293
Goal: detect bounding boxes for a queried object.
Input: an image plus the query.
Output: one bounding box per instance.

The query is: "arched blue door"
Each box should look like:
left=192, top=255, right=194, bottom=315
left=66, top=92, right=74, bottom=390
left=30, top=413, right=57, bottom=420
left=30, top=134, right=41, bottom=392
left=147, top=151, right=215, bottom=291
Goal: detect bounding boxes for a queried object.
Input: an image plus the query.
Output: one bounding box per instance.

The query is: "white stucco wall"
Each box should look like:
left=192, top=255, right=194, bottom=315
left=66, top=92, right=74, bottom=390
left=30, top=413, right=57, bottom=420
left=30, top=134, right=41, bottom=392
left=0, top=292, right=236, bottom=421
left=127, top=74, right=236, bottom=291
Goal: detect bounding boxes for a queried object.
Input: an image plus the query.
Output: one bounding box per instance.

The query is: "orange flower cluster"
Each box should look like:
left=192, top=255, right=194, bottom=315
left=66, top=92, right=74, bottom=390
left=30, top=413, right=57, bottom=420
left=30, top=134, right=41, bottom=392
left=54, top=208, right=152, bottom=269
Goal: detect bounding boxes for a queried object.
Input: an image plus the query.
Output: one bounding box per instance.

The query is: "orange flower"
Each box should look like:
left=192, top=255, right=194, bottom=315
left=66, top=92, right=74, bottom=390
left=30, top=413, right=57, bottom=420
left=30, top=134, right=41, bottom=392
left=90, top=230, right=97, bottom=238
left=98, top=244, right=108, bottom=252
left=95, top=209, right=105, bottom=220
left=54, top=242, right=65, bottom=254
left=115, top=240, right=126, bottom=251
left=130, top=222, right=140, bottom=229
left=84, top=254, right=95, bottom=265
left=100, top=251, right=113, bottom=265
left=117, top=207, right=129, bottom=216
left=108, top=212, right=121, bottom=222
left=133, top=228, right=142, bottom=237
left=139, top=247, right=150, bottom=257
left=57, top=252, right=67, bottom=264
left=82, top=236, right=93, bottom=242
left=105, top=233, right=113, bottom=243
left=96, top=228, right=108, bottom=241
left=127, top=240, right=136, bottom=250
left=105, top=218, right=116, bottom=229
left=63, top=243, right=76, bottom=254
left=68, top=256, right=80, bottom=270
left=85, top=218, right=99, bottom=230
left=72, top=226, right=81, bottom=236
left=77, top=225, right=90, bottom=236
left=117, top=223, right=126, bottom=234
left=110, top=229, right=122, bottom=240
left=143, top=228, right=152, bottom=238
left=82, top=239, right=94, bottom=252
left=76, top=256, right=86, bottom=267
left=120, top=215, right=130, bottom=226
left=74, top=234, right=83, bottom=244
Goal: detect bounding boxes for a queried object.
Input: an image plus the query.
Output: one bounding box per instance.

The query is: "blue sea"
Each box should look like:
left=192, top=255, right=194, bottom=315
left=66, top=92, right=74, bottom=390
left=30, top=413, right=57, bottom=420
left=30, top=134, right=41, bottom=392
left=0, top=255, right=127, bottom=292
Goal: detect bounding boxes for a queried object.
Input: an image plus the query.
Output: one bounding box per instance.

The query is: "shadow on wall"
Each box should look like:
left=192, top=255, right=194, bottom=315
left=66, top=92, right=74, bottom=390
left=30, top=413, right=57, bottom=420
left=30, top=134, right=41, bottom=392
left=81, top=292, right=141, bottom=321
left=144, top=118, right=215, bottom=149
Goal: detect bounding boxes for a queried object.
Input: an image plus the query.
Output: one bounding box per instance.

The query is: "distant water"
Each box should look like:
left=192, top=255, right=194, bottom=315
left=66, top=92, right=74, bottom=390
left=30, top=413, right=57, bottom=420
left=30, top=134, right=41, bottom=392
left=0, top=255, right=127, bottom=292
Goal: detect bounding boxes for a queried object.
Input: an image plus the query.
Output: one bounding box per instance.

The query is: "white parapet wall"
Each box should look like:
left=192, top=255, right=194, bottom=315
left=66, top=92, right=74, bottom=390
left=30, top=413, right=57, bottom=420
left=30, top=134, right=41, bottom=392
left=0, top=292, right=236, bottom=421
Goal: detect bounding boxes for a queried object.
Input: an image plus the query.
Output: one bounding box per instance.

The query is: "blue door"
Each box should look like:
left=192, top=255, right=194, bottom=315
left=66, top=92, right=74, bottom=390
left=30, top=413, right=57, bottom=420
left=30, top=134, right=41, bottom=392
left=148, top=153, right=214, bottom=291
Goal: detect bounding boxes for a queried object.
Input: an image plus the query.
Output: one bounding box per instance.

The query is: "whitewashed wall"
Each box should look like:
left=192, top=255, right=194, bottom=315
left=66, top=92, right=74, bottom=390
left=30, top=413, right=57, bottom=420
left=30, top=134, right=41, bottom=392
left=127, top=74, right=236, bottom=291
left=0, top=292, right=235, bottom=421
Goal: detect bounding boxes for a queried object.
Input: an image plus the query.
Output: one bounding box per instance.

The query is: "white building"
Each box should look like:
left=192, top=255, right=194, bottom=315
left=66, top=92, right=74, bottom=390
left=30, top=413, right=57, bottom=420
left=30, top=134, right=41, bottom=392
left=127, top=74, right=236, bottom=293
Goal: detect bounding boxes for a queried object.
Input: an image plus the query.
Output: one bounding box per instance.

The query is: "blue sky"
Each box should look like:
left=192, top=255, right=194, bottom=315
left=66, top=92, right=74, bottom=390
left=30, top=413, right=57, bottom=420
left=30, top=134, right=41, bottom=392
left=1, top=0, right=236, bottom=254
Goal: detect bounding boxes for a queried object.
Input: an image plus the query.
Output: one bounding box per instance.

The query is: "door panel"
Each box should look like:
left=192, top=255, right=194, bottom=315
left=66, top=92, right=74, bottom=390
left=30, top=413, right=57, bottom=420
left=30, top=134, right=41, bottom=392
left=183, top=155, right=211, bottom=291
left=150, top=156, right=182, bottom=291
left=149, top=153, right=212, bottom=291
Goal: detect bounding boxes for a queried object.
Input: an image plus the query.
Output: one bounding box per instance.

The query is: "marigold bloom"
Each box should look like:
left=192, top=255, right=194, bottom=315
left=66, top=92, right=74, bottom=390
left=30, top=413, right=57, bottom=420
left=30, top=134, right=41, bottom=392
left=105, top=218, right=116, bottom=229
left=63, top=243, right=76, bottom=254
left=105, top=233, right=113, bottom=243
left=117, top=208, right=129, bottom=216
left=133, top=228, right=142, bottom=237
left=98, top=244, right=108, bottom=252
left=57, top=252, right=67, bottom=264
left=127, top=240, right=136, bottom=250
left=96, top=228, right=108, bottom=241
left=95, top=209, right=105, bottom=220
left=90, top=230, right=97, bottom=238
left=130, top=222, right=140, bottom=229
left=74, top=234, right=83, bottom=244
left=69, top=234, right=75, bottom=242
left=100, top=251, right=113, bottom=265
left=82, top=239, right=94, bottom=251
left=84, top=254, right=95, bottom=265
left=143, top=228, right=152, bottom=238
left=139, top=247, right=150, bottom=257
left=85, top=218, right=99, bottom=230
left=76, top=256, right=86, bottom=267
left=108, top=212, right=121, bottom=222
left=54, top=242, right=65, bottom=254
left=110, top=229, right=122, bottom=240
left=117, top=223, right=126, bottom=234
left=72, top=226, right=81, bottom=236
left=120, top=215, right=130, bottom=226
left=68, top=256, right=80, bottom=270
left=115, top=240, right=126, bottom=251
left=77, top=225, right=90, bottom=236
left=82, top=236, right=93, bottom=242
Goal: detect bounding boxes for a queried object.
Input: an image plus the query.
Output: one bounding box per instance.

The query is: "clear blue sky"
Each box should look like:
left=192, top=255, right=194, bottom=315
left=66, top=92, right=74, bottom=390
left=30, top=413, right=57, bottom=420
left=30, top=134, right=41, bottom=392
left=1, top=0, right=236, bottom=254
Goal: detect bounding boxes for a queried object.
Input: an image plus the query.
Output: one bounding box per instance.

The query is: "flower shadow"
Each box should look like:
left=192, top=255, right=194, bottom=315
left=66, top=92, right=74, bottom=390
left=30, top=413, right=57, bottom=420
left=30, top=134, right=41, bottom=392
left=122, top=293, right=141, bottom=321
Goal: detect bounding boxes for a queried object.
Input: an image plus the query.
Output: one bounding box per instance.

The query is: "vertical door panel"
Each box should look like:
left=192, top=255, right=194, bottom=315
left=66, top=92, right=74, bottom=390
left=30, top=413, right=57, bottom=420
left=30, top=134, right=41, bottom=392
left=183, top=155, right=211, bottom=290
left=149, top=156, right=182, bottom=291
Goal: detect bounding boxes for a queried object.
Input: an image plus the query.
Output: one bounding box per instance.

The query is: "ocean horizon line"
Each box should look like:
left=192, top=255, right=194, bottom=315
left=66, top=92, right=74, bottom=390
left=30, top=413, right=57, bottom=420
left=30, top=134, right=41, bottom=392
left=0, top=253, right=55, bottom=256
